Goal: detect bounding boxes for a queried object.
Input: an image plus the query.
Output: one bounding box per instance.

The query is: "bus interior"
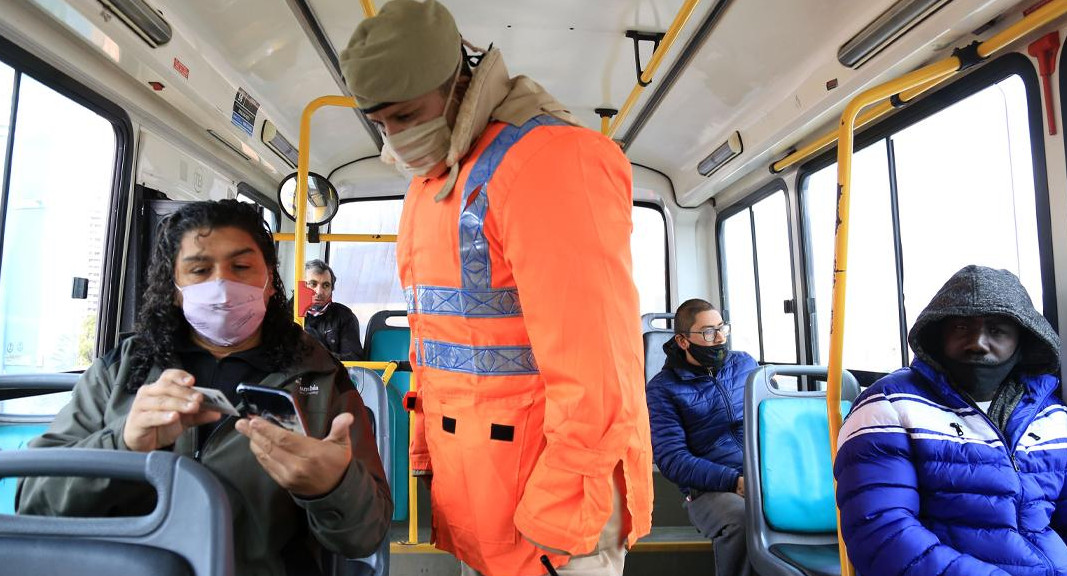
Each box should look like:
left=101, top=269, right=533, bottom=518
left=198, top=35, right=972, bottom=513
left=0, top=0, right=1065, bottom=574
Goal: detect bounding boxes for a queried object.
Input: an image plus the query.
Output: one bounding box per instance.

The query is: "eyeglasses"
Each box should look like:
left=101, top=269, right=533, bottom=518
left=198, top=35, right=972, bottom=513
left=687, top=323, right=731, bottom=342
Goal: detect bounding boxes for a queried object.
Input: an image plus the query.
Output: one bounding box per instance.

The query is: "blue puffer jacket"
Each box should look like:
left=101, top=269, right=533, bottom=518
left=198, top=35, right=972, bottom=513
left=835, top=266, right=1067, bottom=576
left=646, top=340, right=759, bottom=493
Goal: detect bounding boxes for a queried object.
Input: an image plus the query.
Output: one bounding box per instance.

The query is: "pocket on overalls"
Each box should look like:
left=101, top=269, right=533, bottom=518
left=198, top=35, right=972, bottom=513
left=424, top=393, right=535, bottom=546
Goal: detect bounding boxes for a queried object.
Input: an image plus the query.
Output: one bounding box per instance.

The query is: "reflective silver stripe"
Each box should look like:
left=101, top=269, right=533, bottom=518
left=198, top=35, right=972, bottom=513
left=417, top=339, right=538, bottom=376
left=411, top=285, right=521, bottom=317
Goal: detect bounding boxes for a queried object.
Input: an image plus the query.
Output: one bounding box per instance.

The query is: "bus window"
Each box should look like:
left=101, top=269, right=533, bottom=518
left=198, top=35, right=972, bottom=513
left=327, top=198, right=405, bottom=339
left=237, top=191, right=279, bottom=233
left=719, top=188, right=799, bottom=388
left=0, top=72, right=117, bottom=375
left=801, top=72, right=1043, bottom=375
left=631, top=204, right=668, bottom=315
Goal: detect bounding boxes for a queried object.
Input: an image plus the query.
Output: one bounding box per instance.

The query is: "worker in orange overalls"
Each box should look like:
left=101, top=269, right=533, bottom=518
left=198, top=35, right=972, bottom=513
left=340, top=2, right=653, bottom=575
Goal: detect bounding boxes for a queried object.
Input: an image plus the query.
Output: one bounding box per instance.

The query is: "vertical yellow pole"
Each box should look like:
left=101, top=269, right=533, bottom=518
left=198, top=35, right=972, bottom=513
left=360, top=0, right=376, bottom=17
left=291, top=96, right=357, bottom=327
left=408, top=370, right=419, bottom=544
left=827, top=59, right=958, bottom=576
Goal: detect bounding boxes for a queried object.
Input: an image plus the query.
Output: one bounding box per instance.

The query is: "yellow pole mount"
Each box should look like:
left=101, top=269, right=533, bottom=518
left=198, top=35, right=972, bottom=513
left=595, top=107, right=619, bottom=137
left=825, top=3, right=1067, bottom=575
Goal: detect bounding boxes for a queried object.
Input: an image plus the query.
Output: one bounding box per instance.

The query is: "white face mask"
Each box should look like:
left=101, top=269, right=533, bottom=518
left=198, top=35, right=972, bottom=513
left=381, top=116, right=452, bottom=178
left=380, top=65, right=462, bottom=178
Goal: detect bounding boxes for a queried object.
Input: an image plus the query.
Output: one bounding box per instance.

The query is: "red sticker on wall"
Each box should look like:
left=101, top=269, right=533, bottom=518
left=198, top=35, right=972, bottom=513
left=173, top=57, right=189, bottom=79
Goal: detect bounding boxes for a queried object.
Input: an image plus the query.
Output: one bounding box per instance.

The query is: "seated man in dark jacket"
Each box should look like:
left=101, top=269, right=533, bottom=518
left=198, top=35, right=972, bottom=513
left=647, top=298, right=759, bottom=576
left=835, top=265, right=1067, bottom=576
left=302, top=259, right=364, bottom=361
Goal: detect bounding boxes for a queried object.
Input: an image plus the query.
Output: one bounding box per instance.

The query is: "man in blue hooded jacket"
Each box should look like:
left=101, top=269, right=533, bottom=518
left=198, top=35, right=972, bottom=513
left=646, top=298, right=760, bottom=576
left=835, top=265, right=1067, bottom=576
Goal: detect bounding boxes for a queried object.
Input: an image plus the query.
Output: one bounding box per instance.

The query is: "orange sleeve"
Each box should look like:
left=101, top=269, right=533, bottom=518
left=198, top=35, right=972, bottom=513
left=408, top=350, right=432, bottom=474
left=498, top=127, right=644, bottom=553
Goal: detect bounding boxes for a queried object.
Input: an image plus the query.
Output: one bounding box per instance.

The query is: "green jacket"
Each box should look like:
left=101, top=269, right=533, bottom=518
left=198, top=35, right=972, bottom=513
left=17, top=333, right=393, bottom=576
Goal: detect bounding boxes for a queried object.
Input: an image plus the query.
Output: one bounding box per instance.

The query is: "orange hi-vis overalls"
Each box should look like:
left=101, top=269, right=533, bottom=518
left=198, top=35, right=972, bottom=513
left=398, top=115, right=653, bottom=576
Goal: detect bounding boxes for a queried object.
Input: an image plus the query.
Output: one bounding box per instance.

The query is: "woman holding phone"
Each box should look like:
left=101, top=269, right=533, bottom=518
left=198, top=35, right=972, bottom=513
left=18, top=200, right=392, bottom=576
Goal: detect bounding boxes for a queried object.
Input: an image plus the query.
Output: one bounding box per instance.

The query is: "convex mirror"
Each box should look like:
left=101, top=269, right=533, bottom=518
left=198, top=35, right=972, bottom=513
left=277, top=171, right=339, bottom=225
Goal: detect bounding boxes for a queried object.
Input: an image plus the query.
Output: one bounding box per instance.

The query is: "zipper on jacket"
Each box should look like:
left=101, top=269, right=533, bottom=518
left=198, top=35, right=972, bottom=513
left=194, top=416, right=234, bottom=461
left=713, top=375, right=743, bottom=450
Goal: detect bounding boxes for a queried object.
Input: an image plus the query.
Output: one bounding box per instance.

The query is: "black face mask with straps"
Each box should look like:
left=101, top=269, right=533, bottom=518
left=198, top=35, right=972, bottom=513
left=687, top=341, right=728, bottom=373
left=942, top=348, right=1021, bottom=402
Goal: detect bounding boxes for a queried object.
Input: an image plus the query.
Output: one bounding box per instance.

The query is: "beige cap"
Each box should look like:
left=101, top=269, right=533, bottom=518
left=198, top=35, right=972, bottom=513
left=339, top=0, right=462, bottom=111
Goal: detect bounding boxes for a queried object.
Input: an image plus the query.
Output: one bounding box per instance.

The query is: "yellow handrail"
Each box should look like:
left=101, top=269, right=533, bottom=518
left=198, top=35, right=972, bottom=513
left=273, top=233, right=398, bottom=243
left=605, top=0, right=701, bottom=139
left=360, top=0, right=376, bottom=18
left=774, top=0, right=1067, bottom=173
left=288, top=95, right=358, bottom=327
left=826, top=3, right=1067, bottom=575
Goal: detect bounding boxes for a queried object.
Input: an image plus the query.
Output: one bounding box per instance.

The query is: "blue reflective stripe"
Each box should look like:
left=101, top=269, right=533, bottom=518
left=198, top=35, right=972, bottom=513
left=404, top=287, right=416, bottom=314
left=459, top=115, right=568, bottom=290
left=418, top=339, right=539, bottom=376
left=414, top=285, right=521, bottom=317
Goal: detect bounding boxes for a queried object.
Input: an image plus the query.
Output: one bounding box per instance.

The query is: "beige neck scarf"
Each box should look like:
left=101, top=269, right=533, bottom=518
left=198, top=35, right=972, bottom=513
left=430, top=47, right=581, bottom=201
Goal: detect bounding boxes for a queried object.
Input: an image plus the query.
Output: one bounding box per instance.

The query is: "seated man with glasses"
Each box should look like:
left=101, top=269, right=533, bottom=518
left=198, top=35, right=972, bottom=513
left=646, top=298, right=759, bottom=576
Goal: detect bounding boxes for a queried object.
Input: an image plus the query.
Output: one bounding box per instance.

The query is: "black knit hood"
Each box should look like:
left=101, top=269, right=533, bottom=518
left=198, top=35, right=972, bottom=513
left=908, top=265, right=1060, bottom=375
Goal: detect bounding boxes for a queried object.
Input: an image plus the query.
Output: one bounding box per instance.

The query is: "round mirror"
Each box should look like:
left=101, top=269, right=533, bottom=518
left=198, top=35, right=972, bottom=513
left=277, top=171, right=340, bottom=225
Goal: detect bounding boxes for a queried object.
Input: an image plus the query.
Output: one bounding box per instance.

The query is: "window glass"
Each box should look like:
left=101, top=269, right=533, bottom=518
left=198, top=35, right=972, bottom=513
left=328, top=199, right=405, bottom=340
left=0, top=63, right=12, bottom=192
left=236, top=192, right=276, bottom=232
left=893, top=74, right=1041, bottom=361
left=752, top=192, right=797, bottom=363
left=631, top=205, right=668, bottom=315
left=721, top=209, right=760, bottom=357
left=0, top=74, right=116, bottom=375
left=803, top=140, right=901, bottom=372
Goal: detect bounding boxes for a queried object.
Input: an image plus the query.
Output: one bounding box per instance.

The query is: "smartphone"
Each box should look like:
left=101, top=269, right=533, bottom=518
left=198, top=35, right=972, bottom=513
left=236, top=383, right=308, bottom=436
left=192, top=386, right=240, bottom=417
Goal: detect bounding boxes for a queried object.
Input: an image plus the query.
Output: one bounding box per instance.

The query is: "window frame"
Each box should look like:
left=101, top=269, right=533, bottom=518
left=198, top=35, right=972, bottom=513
left=0, top=35, right=133, bottom=360
left=796, top=52, right=1055, bottom=383
left=715, top=178, right=801, bottom=365
left=633, top=200, right=672, bottom=315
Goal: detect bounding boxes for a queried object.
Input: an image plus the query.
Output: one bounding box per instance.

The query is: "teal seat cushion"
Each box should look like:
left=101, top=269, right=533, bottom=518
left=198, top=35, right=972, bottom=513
left=758, top=398, right=851, bottom=533
left=0, top=424, right=50, bottom=514
left=368, top=327, right=411, bottom=521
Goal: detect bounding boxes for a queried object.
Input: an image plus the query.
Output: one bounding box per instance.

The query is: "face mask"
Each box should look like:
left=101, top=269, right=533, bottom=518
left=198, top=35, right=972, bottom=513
left=687, top=341, right=729, bottom=373
left=178, top=278, right=268, bottom=347
left=380, top=66, right=462, bottom=178
left=307, top=302, right=331, bottom=317
left=942, top=349, right=1021, bottom=401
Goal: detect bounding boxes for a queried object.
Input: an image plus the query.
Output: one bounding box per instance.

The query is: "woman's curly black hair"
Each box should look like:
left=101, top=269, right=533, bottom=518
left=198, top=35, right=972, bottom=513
left=128, top=199, right=305, bottom=389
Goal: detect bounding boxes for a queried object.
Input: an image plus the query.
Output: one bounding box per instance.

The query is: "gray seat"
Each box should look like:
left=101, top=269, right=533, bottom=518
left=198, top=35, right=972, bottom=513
left=0, top=449, right=234, bottom=576
left=743, top=365, right=859, bottom=576
left=641, top=312, right=674, bottom=384
left=338, top=367, right=393, bottom=576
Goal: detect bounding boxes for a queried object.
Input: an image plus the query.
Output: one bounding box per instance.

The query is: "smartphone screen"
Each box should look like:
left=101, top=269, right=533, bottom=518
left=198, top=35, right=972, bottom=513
left=236, top=383, right=308, bottom=436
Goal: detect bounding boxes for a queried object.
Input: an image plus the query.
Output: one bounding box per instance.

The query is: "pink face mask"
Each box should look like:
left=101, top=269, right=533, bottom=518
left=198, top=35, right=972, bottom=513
left=177, top=278, right=268, bottom=347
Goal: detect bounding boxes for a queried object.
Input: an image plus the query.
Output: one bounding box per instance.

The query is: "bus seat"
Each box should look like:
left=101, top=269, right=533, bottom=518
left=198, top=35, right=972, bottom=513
left=0, top=449, right=234, bottom=576
left=342, top=368, right=392, bottom=576
left=743, top=365, right=859, bottom=576
left=641, top=313, right=674, bottom=385
left=0, top=373, right=79, bottom=514
left=364, top=310, right=410, bottom=521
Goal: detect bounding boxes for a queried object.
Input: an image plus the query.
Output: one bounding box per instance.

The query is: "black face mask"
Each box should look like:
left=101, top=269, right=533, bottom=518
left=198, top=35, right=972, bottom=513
left=942, top=349, right=1021, bottom=402
left=687, top=341, right=728, bottom=373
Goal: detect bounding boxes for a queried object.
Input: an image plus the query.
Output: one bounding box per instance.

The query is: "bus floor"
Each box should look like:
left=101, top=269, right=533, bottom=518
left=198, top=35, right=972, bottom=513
left=387, top=470, right=715, bottom=575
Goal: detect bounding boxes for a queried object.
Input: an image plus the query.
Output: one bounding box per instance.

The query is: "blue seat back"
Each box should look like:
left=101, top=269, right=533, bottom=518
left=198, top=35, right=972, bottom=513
left=759, top=398, right=851, bottom=532
left=640, top=313, right=674, bottom=385
left=343, top=368, right=391, bottom=576
left=743, top=365, right=859, bottom=576
left=0, top=425, right=49, bottom=514
left=364, top=311, right=411, bottom=522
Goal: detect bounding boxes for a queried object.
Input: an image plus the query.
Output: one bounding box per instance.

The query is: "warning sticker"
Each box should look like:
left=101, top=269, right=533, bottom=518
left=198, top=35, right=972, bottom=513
left=231, top=88, right=259, bottom=136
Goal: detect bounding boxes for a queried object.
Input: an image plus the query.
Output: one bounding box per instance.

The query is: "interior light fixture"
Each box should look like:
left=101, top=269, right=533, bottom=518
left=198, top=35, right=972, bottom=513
left=98, top=0, right=172, bottom=48
left=838, top=0, right=951, bottom=68
left=698, top=131, right=743, bottom=177
left=262, top=120, right=299, bottom=169
left=207, top=130, right=251, bottom=162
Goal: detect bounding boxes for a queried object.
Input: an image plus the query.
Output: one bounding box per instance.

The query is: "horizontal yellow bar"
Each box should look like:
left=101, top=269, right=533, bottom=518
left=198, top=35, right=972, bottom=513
left=388, top=539, right=713, bottom=555
left=273, top=233, right=398, bottom=242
